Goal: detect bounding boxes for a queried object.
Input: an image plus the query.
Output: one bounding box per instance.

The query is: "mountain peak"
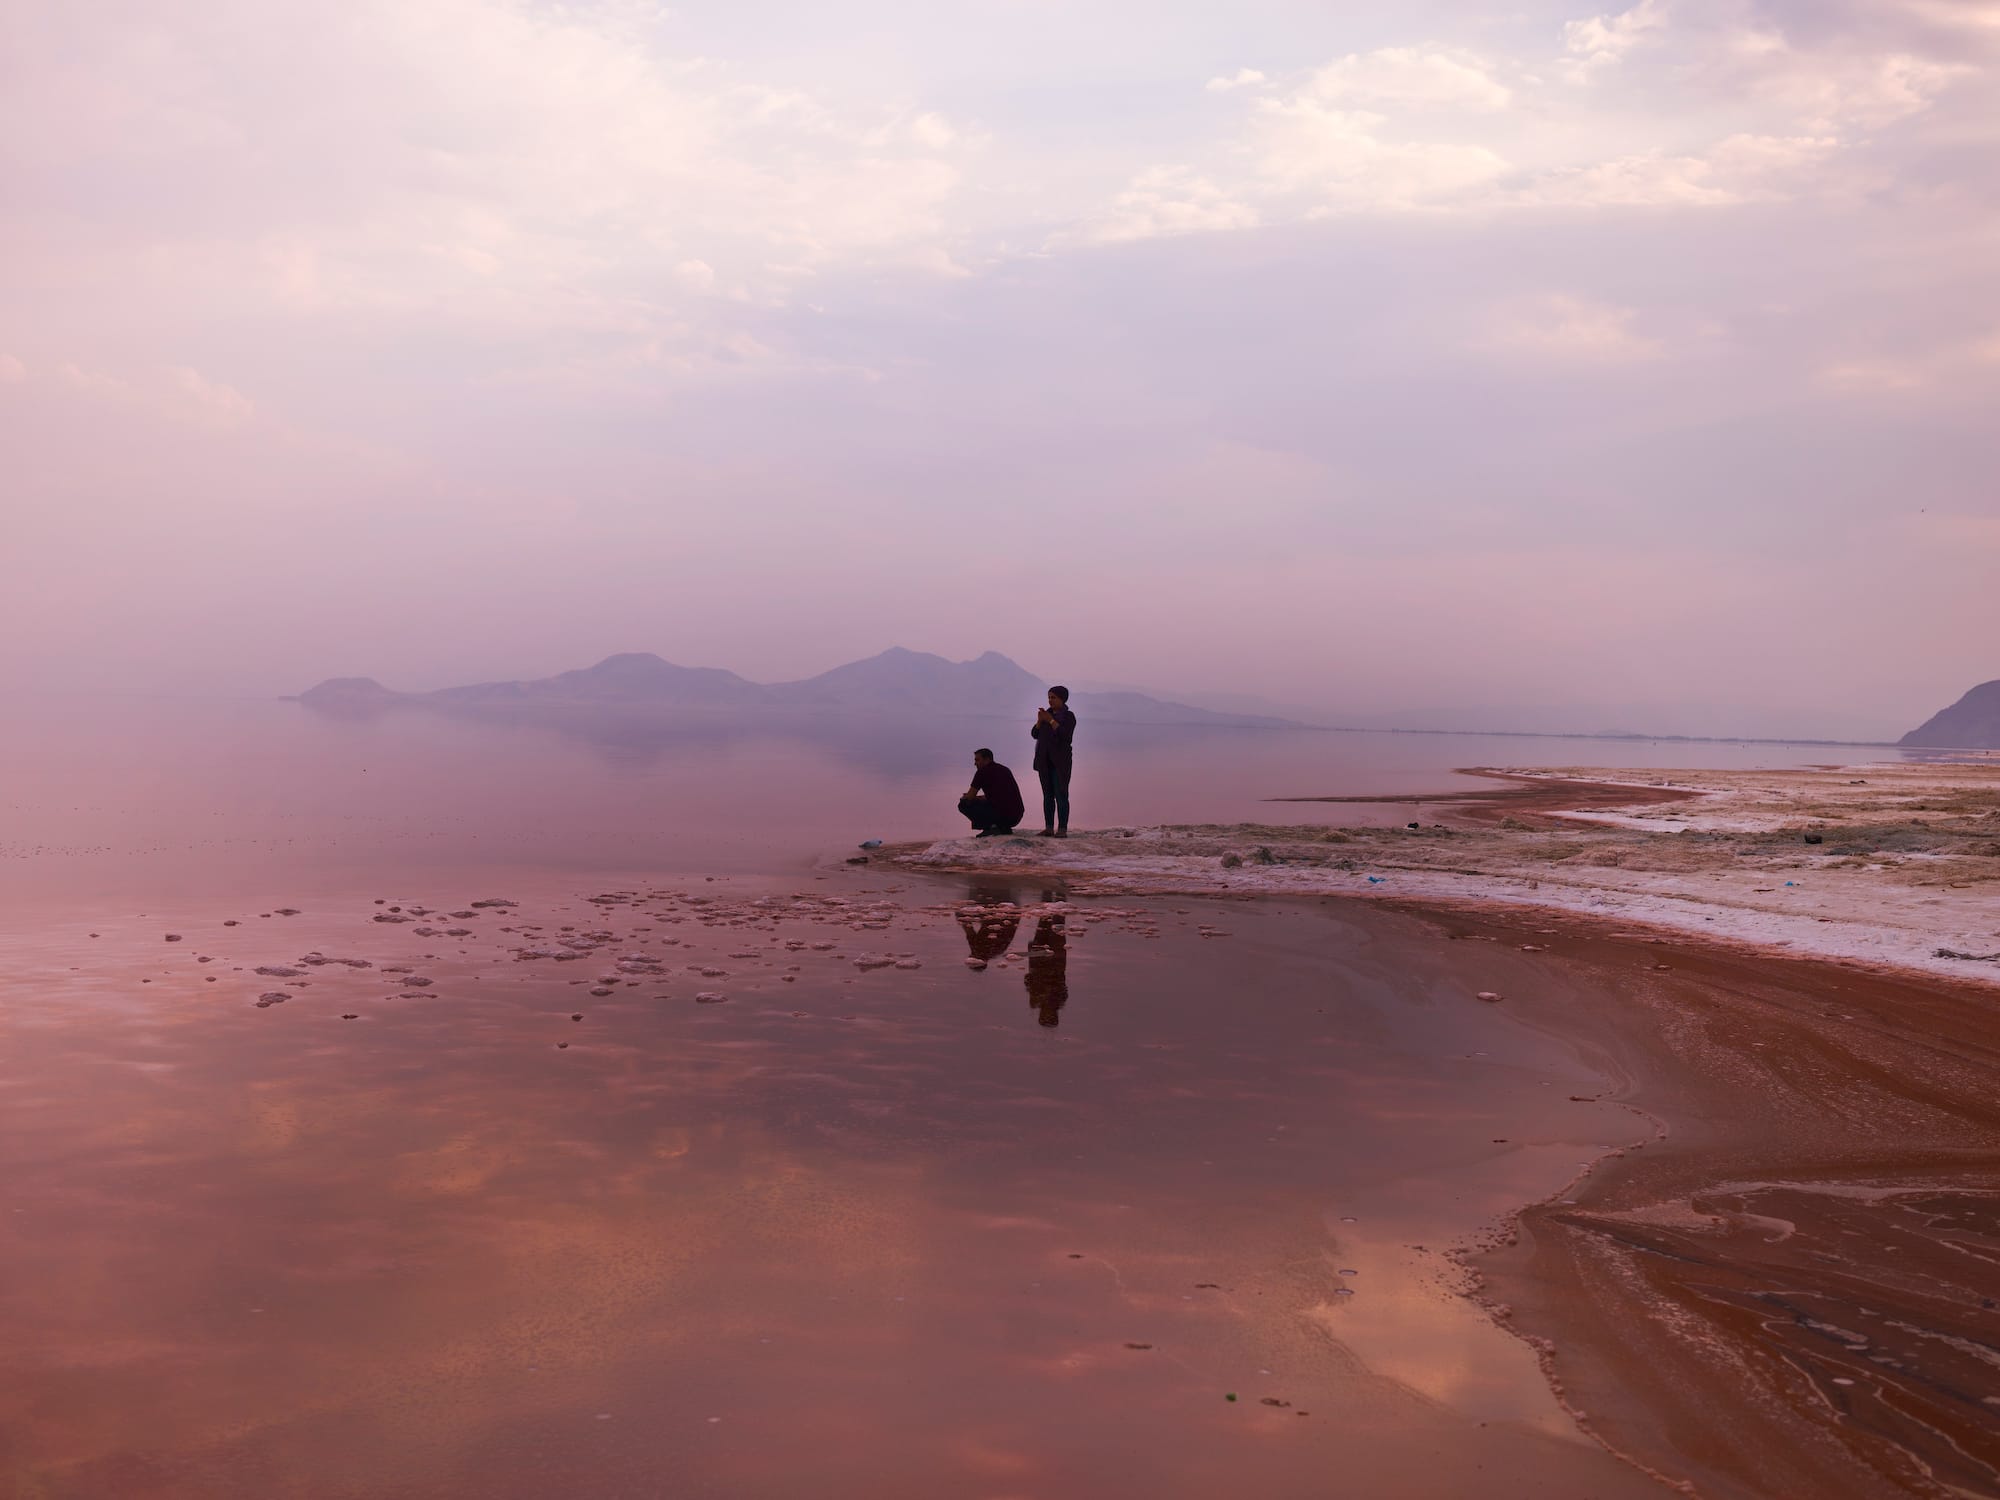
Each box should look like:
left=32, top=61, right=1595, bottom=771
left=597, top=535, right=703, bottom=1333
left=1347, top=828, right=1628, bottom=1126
left=1900, top=679, right=2000, bottom=748
left=295, top=650, right=1299, bottom=727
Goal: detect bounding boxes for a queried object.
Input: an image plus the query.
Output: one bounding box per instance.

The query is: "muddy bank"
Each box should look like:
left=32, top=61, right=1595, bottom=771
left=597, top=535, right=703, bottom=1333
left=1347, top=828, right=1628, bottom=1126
left=1427, top=903, right=2000, bottom=1499
left=1271, top=768, right=1705, bottom=826
left=887, top=762, right=2000, bottom=1496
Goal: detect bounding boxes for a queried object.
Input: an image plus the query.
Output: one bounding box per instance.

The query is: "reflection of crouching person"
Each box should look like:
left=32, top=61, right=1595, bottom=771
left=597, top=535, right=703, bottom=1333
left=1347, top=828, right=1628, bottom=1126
left=959, top=748, right=1025, bottom=837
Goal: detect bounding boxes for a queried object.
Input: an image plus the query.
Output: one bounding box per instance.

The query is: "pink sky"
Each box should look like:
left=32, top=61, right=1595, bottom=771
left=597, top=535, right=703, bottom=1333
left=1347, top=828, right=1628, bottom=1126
left=3, top=0, right=1996, bottom=738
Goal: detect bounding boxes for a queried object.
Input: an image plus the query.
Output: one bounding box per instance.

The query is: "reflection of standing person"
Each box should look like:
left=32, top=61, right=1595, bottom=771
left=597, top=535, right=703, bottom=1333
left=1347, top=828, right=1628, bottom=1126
left=1024, top=904, right=1069, bottom=1027
left=1031, top=686, right=1076, bottom=838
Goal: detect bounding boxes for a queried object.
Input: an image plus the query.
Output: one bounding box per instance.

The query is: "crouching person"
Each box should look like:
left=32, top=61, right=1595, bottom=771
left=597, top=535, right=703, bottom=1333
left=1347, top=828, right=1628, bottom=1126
left=959, top=748, right=1025, bottom=837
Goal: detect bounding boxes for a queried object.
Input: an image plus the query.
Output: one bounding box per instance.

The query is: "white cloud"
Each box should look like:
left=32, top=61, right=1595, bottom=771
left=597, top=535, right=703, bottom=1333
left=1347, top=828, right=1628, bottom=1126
left=1718, top=31, right=1970, bottom=131
left=1206, top=68, right=1267, bottom=92
left=1529, top=133, right=1839, bottom=205
left=39, top=361, right=257, bottom=429
left=1561, top=0, right=1668, bottom=78
left=1480, top=294, right=1663, bottom=362
left=1819, top=360, right=1924, bottom=391
left=1305, top=46, right=1512, bottom=110
left=1250, top=99, right=1513, bottom=207
left=1894, top=0, right=2000, bottom=31
left=1078, top=166, right=1259, bottom=244
left=4, top=1, right=975, bottom=331
left=166, top=367, right=256, bottom=428
left=673, top=259, right=717, bottom=292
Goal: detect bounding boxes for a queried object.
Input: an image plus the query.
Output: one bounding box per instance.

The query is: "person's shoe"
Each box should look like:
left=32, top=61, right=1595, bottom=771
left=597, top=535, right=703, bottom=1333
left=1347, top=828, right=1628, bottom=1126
left=974, top=827, right=999, bottom=837
left=1053, top=829, right=1068, bottom=838
left=1038, top=828, right=1056, bottom=837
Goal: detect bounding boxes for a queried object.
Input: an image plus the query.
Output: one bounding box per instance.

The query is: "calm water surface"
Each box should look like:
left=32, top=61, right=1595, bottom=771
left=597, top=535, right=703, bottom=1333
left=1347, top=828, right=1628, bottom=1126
left=0, top=701, right=1876, bottom=1495
left=0, top=697, right=1860, bottom=913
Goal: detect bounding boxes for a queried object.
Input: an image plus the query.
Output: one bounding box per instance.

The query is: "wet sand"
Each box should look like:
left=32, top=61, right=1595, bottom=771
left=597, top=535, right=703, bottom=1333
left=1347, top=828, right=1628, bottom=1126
left=1, top=876, right=1667, bottom=1498
left=895, top=763, right=2000, bottom=1496
left=1271, top=768, right=1706, bottom=826
left=1438, top=904, right=2000, bottom=1499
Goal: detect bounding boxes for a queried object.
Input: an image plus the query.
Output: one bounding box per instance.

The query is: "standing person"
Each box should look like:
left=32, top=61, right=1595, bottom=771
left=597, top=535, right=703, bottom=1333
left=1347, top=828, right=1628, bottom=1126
left=1031, top=685, right=1076, bottom=837
left=958, top=748, right=1025, bottom=837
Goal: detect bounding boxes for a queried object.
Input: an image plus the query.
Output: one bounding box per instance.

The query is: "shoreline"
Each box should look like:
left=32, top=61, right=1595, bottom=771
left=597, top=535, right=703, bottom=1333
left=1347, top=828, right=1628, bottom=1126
left=883, top=760, right=2000, bottom=1495
left=880, top=760, right=2000, bottom=990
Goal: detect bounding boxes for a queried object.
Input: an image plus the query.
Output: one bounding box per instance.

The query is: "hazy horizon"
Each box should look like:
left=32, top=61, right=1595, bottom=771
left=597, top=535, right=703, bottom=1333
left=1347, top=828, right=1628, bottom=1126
left=5, top=0, right=1996, bottom=743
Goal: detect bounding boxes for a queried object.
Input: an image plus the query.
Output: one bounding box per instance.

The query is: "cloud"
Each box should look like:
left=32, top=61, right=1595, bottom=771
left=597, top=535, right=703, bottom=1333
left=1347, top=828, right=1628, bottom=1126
left=1304, top=46, right=1513, bottom=110
left=32, top=360, right=257, bottom=430
left=1479, top=294, right=1663, bottom=362
left=167, top=366, right=256, bottom=429
left=1075, top=166, right=1259, bottom=244
left=1714, top=30, right=1971, bottom=131
left=1205, top=68, right=1267, bottom=92
left=1561, top=0, right=1669, bottom=79
left=1248, top=99, right=1513, bottom=206
left=1528, top=133, right=1840, bottom=205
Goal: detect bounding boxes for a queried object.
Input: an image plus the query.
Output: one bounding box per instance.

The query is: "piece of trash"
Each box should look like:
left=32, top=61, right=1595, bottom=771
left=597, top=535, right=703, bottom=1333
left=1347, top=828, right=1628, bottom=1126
left=1784, top=881, right=1798, bottom=887
left=1224, top=1393, right=1237, bottom=1402
left=1475, top=991, right=1502, bottom=1002
left=694, top=992, right=729, bottom=1004
left=1366, top=876, right=1385, bottom=885
left=858, top=839, right=883, bottom=849
left=1260, top=1397, right=1291, bottom=1408
left=1124, top=1342, right=1153, bottom=1350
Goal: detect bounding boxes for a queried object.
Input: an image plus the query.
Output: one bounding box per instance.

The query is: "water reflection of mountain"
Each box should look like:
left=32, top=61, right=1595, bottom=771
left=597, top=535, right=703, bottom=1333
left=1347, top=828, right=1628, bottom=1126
left=298, top=697, right=1320, bottom=780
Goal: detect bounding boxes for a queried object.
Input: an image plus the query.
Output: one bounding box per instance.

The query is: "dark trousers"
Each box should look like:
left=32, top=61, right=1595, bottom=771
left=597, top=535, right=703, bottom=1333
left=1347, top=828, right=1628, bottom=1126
left=959, top=796, right=1016, bottom=833
left=1037, top=763, right=1071, bottom=832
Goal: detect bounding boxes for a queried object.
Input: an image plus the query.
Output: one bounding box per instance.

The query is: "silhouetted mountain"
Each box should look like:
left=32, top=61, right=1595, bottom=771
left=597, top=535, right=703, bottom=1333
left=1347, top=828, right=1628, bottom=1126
left=1900, top=680, right=2000, bottom=748
left=769, top=648, right=1040, bottom=714
left=294, top=676, right=399, bottom=706
left=431, top=652, right=766, bottom=708
left=295, top=649, right=1301, bottom=728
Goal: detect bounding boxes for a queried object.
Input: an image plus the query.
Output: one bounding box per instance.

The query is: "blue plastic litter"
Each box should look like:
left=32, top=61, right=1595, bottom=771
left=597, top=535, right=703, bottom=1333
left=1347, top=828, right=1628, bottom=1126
left=1366, top=876, right=1385, bottom=884
left=1784, top=881, right=1797, bottom=887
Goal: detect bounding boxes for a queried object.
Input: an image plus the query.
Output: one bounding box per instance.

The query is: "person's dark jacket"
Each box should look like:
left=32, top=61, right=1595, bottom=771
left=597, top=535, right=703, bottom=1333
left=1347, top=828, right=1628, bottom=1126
left=969, top=761, right=1026, bottom=825
left=1031, top=707, right=1076, bottom=773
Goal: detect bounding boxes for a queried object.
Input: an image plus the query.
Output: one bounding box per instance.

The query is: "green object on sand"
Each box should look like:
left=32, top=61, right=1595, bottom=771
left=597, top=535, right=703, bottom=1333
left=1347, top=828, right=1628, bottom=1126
left=1224, top=1392, right=1237, bottom=1402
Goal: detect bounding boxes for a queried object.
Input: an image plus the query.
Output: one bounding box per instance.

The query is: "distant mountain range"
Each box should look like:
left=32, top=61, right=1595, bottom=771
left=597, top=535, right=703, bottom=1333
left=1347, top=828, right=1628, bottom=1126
left=1900, top=680, right=2000, bottom=749
left=294, top=649, right=1303, bottom=728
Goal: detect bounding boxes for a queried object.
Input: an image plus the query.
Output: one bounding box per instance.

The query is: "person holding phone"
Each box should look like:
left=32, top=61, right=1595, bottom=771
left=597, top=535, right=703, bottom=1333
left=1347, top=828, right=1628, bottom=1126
left=1030, top=686, right=1076, bottom=837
